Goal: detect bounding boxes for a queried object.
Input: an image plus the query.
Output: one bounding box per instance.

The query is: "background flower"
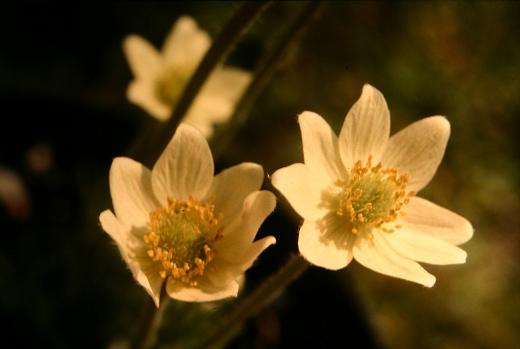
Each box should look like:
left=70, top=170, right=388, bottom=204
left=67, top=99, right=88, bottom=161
left=124, top=16, right=252, bottom=138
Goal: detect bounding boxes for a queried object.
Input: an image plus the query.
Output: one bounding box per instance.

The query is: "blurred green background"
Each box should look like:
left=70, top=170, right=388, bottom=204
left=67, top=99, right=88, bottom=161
left=1, top=1, right=519, bottom=348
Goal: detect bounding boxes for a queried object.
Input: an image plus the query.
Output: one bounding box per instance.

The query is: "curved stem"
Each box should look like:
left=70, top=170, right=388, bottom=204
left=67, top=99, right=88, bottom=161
left=130, top=289, right=170, bottom=349
left=200, top=254, right=310, bottom=349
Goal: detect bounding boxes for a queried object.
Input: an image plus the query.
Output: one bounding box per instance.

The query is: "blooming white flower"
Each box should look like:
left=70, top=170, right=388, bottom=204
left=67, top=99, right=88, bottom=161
left=271, top=84, right=473, bottom=287
left=123, top=16, right=252, bottom=138
left=100, top=123, right=276, bottom=305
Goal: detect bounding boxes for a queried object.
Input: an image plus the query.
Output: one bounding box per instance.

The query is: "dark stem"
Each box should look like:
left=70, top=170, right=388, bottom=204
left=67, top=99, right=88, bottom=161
left=130, top=288, right=170, bottom=349
left=200, top=254, right=310, bottom=349
left=211, top=1, right=325, bottom=159
left=142, top=1, right=272, bottom=167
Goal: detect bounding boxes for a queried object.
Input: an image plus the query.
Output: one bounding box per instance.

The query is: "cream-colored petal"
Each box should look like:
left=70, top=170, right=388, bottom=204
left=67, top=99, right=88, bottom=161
left=299, top=111, right=346, bottom=182
left=382, top=227, right=467, bottom=265
left=271, top=163, right=327, bottom=221
left=133, top=248, right=166, bottom=306
left=162, top=16, right=210, bottom=70
left=298, top=217, right=354, bottom=270
left=123, top=34, right=163, bottom=79
left=353, top=231, right=436, bottom=287
left=100, top=211, right=161, bottom=306
left=382, top=116, right=450, bottom=192
left=166, top=278, right=239, bottom=302
left=151, top=123, right=214, bottom=202
left=339, top=84, right=390, bottom=167
left=127, top=81, right=171, bottom=121
left=109, top=157, right=158, bottom=228
left=400, top=197, right=473, bottom=245
left=215, top=191, right=276, bottom=263
left=239, top=236, right=276, bottom=270
left=206, top=162, right=264, bottom=228
left=182, top=67, right=252, bottom=138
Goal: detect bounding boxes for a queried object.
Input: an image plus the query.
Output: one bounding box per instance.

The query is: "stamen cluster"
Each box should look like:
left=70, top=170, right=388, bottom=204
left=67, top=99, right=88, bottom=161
left=336, top=156, right=415, bottom=234
left=143, top=197, right=221, bottom=286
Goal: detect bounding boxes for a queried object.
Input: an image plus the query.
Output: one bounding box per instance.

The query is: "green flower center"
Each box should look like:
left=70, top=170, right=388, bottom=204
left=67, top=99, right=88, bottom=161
left=143, top=197, right=221, bottom=286
left=334, top=156, right=414, bottom=235
left=156, top=65, right=193, bottom=106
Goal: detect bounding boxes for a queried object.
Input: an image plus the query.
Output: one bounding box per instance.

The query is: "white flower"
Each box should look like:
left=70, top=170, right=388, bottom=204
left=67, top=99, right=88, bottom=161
left=123, top=16, right=252, bottom=138
left=271, top=84, right=473, bottom=287
left=100, top=123, right=276, bottom=305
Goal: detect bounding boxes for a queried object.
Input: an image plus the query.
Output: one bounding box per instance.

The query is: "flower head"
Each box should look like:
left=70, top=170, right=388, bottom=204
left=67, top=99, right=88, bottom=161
left=272, top=84, right=473, bottom=287
left=123, top=16, right=252, bottom=137
left=100, top=124, right=275, bottom=305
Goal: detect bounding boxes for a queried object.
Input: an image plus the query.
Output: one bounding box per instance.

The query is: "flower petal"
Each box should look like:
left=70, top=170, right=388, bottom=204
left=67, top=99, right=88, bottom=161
left=100, top=211, right=162, bottom=306
left=151, top=123, right=214, bottom=202
left=133, top=247, right=166, bottom=306
left=382, top=227, right=467, bottom=265
left=123, top=34, right=163, bottom=79
left=382, top=116, right=450, bottom=192
left=162, top=16, right=210, bottom=70
left=271, top=163, right=326, bottom=221
left=166, top=278, right=239, bottom=302
left=215, top=191, right=276, bottom=263
left=206, top=162, right=264, bottom=228
left=339, top=84, right=390, bottom=167
left=109, top=157, right=158, bottom=228
left=353, top=231, right=436, bottom=287
left=127, top=81, right=171, bottom=121
left=299, top=111, right=346, bottom=182
left=400, top=197, right=473, bottom=245
left=298, top=217, right=354, bottom=270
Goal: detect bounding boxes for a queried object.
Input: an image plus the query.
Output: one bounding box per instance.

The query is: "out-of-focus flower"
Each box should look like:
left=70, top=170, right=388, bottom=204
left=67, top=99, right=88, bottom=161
left=100, top=124, right=275, bottom=305
left=0, top=166, right=30, bottom=219
left=272, top=84, right=473, bottom=287
left=123, top=16, right=252, bottom=138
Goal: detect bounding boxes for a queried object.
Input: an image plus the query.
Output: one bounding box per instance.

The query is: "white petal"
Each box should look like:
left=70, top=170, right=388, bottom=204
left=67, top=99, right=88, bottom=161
left=166, top=278, right=239, bottom=302
left=215, top=191, right=276, bottom=264
left=100, top=211, right=162, bottom=306
left=298, top=111, right=346, bottom=182
left=109, top=157, right=158, bottom=228
left=239, top=236, right=276, bottom=270
left=271, top=163, right=326, bottom=221
left=123, top=35, right=163, bottom=79
left=353, top=231, right=436, bottom=287
left=127, top=81, right=171, bottom=121
left=151, top=123, right=214, bottom=202
left=133, top=248, right=166, bottom=306
left=400, top=197, right=473, bottom=245
left=200, top=67, right=252, bottom=111
left=298, top=217, right=354, bottom=270
left=161, top=16, right=210, bottom=70
left=206, top=162, right=264, bottom=228
left=382, top=227, right=467, bottom=265
left=339, top=84, right=390, bottom=167
left=382, top=116, right=450, bottom=192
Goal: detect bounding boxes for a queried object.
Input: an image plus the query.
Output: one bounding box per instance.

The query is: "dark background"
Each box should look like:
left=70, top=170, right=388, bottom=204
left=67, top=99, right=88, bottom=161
left=1, top=2, right=519, bottom=348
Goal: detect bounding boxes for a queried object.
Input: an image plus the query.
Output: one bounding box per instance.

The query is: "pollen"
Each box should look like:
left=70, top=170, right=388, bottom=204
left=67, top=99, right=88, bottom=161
left=335, top=156, right=415, bottom=235
left=143, top=196, right=221, bottom=286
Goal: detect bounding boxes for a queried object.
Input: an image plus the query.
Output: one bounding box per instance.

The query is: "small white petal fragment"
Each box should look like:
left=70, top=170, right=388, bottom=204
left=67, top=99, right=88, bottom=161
left=401, top=197, right=474, bottom=245
left=298, top=219, right=354, bottom=270
left=299, top=111, right=346, bottom=182
left=127, top=81, right=171, bottom=121
left=382, top=116, right=450, bottom=192
left=339, top=84, right=390, bottom=167
left=353, top=232, right=436, bottom=287
left=123, top=35, right=162, bottom=79
left=382, top=227, right=467, bottom=265
left=206, top=162, right=264, bottom=227
left=109, top=157, right=158, bottom=228
left=166, top=279, right=239, bottom=303
left=151, top=124, right=214, bottom=202
left=271, top=163, right=325, bottom=221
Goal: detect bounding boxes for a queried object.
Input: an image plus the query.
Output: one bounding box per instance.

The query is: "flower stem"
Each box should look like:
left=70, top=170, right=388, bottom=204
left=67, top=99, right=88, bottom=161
left=211, top=1, right=325, bottom=159
left=199, top=254, right=310, bottom=349
left=141, top=1, right=272, bottom=167
left=130, top=289, right=170, bottom=349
